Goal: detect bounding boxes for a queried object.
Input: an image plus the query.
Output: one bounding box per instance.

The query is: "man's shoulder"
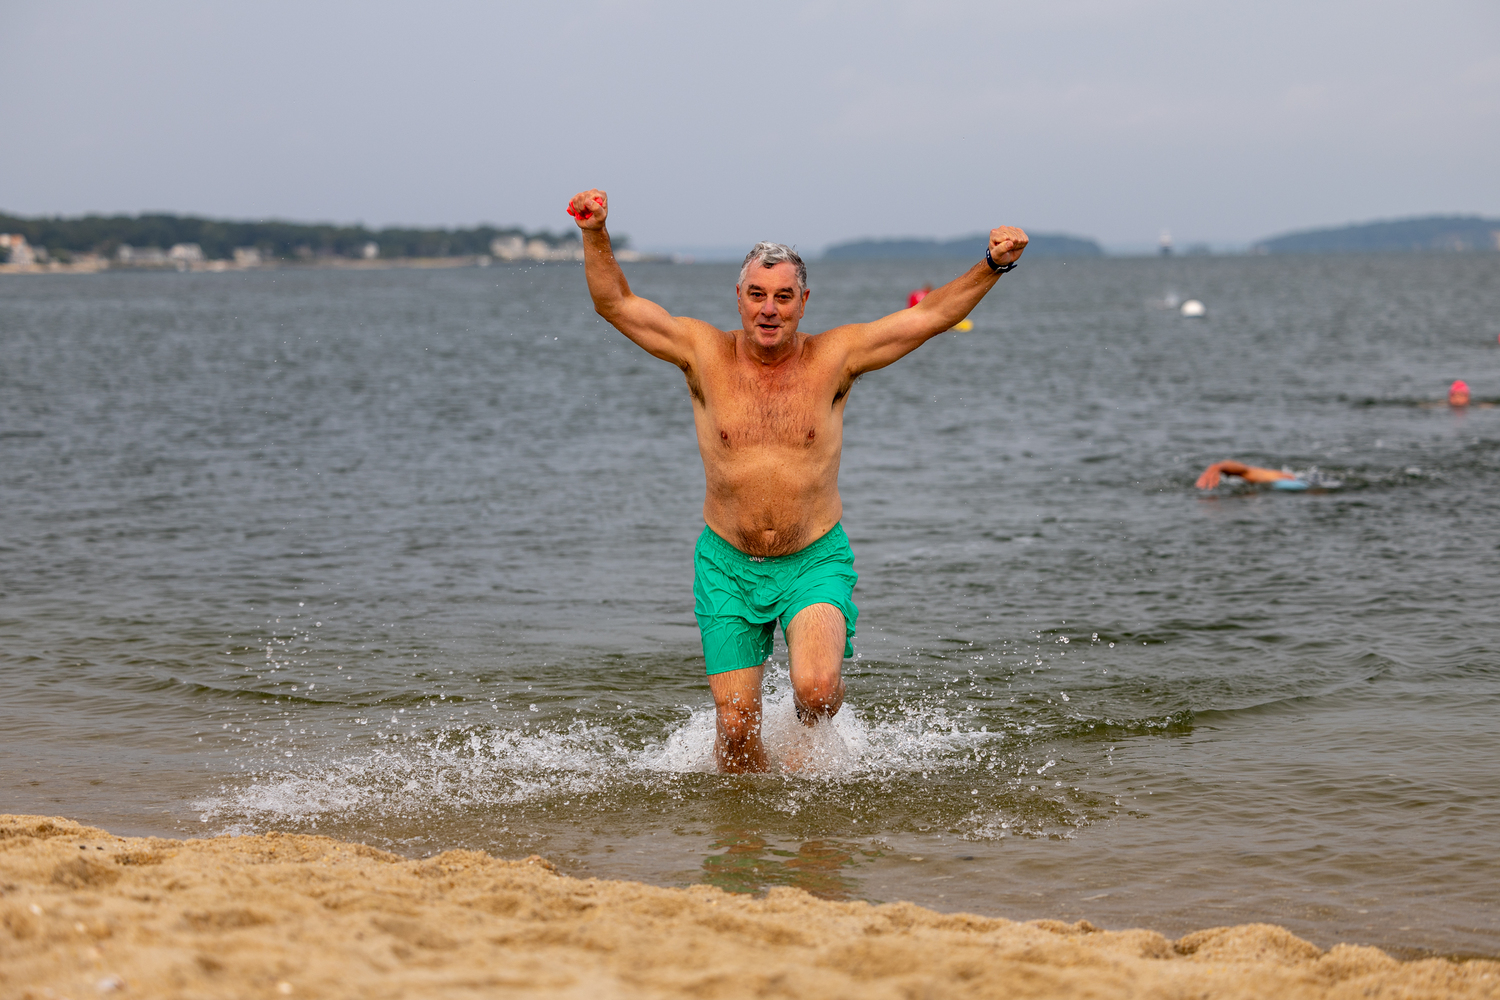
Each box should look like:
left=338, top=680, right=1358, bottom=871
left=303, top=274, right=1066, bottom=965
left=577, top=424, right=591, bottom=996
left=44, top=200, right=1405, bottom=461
left=677, top=316, right=733, bottom=340
left=671, top=320, right=734, bottom=369
left=791, top=329, right=860, bottom=381
left=802, top=324, right=863, bottom=354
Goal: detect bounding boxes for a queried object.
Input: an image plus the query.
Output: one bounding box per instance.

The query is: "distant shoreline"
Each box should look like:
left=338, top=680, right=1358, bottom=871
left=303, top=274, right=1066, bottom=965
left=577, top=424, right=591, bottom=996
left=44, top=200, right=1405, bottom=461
left=0, top=252, right=671, bottom=277
left=0, top=256, right=493, bottom=276
left=7, top=211, right=1499, bottom=270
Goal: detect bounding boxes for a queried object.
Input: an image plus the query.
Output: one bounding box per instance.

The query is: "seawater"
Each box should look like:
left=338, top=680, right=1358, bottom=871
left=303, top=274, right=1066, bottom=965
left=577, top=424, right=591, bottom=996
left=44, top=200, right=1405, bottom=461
left=2, top=255, right=1498, bottom=959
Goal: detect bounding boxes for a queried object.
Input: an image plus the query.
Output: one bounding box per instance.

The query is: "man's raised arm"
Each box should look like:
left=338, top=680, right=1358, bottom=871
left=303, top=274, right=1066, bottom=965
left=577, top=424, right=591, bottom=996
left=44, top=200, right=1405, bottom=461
left=568, top=189, right=696, bottom=366
left=838, top=226, right=1029, bottom=376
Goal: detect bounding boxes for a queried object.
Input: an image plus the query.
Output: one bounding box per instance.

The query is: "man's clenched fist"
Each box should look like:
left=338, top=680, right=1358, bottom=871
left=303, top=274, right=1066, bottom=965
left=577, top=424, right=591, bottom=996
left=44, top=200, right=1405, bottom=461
left=567, top=189, right=609, bottom=230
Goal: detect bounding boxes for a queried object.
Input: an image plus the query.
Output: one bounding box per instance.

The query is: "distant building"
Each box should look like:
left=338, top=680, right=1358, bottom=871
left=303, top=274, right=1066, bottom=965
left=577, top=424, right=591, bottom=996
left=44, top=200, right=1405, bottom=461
left=233, top=247, right=263, bottom=267
left=0, top=233, right=37, bottom=266
left=491, top=235, right=525, bottom=260
left=169, top=243, right=204, bottom=263
left=362, top=241, right=380, bottom=260
left=521, top=238, right=585, bottom=262
left=117, top=245, right=169, bottom=265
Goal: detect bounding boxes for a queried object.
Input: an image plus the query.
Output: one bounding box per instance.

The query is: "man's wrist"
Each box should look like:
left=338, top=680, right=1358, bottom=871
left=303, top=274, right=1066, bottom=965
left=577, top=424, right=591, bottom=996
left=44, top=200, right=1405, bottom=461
left=985, top=248, right=1018, bottom=274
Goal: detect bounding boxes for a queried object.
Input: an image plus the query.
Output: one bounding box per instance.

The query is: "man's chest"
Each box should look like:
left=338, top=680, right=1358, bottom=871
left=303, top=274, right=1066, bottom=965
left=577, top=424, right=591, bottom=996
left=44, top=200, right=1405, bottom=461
left=693, top=365, right=846, bottom=449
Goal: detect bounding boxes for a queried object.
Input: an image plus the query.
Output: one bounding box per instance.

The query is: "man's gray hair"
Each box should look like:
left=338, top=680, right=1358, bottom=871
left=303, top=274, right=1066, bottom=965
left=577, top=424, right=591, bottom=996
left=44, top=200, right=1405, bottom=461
left=739, top=242, right=807, bottom=293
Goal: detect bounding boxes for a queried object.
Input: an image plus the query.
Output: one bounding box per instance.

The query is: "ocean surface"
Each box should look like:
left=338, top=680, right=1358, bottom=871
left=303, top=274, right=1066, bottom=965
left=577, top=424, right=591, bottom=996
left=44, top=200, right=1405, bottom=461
left=3, top=253, right=1498, bottom=959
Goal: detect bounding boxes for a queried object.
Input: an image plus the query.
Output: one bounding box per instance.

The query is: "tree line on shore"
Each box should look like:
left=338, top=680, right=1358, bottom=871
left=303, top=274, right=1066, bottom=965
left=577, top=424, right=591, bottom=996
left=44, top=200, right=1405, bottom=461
left=0, top=211, right=607, bottom=262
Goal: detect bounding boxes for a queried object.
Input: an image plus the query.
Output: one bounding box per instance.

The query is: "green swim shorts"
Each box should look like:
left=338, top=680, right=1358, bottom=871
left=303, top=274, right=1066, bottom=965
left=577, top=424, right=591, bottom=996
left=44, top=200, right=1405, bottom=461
left=693, top=524, right=858, bottom=675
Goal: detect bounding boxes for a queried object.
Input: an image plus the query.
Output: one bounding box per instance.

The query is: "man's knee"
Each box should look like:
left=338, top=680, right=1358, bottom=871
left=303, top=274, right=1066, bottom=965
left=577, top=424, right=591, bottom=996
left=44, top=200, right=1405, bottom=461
left=787, top=603, right=847, bottom=717
left=793, top=668, right=844, bottom=717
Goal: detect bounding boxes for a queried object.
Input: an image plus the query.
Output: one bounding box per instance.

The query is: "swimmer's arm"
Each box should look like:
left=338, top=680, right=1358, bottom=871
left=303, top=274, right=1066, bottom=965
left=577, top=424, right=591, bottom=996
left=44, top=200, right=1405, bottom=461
left=840, top=227, right=1028, bottom=375
left=1195, top=461, right=1294, bottom=489
left=570, top=189, right=699, bottom=367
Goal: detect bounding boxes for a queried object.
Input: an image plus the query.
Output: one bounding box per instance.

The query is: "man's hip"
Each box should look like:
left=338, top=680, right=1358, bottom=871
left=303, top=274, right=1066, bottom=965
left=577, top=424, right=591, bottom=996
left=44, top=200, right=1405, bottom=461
left=692, top=524, right=858, bottom=675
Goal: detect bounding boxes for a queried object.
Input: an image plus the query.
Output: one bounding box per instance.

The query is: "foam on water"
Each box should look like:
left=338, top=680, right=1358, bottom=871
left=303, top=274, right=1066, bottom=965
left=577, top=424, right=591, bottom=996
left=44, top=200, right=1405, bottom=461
left=196, top=663, right=1021, bottom=834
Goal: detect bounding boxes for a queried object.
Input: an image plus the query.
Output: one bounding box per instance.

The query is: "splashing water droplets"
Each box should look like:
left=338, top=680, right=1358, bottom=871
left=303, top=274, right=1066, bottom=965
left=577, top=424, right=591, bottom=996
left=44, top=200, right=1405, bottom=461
left=193, top=661, right=1072, bottom=838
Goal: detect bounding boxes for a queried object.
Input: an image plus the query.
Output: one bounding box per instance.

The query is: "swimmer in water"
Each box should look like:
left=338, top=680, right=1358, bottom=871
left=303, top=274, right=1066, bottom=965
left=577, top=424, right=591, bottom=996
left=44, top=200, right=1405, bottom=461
left=567, top=188, right=1028, bottom=773
left=1196, top=461, right=1343, bottom=491
left=1196, top=461, right=1299, bottom=489
left=1418, top=380, right=1491, bottom=408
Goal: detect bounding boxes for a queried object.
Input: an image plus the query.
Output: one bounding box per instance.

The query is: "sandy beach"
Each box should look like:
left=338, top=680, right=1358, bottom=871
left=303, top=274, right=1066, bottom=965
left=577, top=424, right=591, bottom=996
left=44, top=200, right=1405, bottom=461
left=2, top=815, right=1494, bottom=999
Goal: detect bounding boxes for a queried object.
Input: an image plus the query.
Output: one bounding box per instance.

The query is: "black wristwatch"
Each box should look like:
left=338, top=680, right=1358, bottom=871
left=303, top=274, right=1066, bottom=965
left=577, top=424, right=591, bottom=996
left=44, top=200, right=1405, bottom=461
left=985, top=248, right=1018, bottom=274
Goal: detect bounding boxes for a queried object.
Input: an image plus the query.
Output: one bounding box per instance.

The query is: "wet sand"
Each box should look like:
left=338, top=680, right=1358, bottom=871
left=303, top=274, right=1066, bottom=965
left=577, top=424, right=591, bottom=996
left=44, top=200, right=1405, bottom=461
left=3, top=815, right=1495, bottom=999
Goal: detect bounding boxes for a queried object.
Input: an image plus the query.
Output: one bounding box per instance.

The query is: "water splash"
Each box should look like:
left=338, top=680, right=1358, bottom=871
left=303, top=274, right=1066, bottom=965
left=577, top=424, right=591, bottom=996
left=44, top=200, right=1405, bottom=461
left=195, top=662, right=1040, bottom=834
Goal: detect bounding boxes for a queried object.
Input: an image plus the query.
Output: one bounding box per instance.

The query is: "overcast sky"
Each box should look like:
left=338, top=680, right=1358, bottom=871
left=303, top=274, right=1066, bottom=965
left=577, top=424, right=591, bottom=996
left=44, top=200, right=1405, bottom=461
left=3, top=0, right=1497, bottom=253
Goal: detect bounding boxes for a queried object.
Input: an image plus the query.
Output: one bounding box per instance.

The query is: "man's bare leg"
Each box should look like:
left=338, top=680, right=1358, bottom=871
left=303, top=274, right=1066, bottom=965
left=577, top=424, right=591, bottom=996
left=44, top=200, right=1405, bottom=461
left=787, top=603, right=847, bottom=726
left=708, top=665, right=769, bottom=773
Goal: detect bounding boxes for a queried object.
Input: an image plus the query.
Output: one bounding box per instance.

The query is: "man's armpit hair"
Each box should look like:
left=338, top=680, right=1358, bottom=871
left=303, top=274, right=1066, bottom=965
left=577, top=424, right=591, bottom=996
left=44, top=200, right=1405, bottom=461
left=739, top=242, right=807, bottom=293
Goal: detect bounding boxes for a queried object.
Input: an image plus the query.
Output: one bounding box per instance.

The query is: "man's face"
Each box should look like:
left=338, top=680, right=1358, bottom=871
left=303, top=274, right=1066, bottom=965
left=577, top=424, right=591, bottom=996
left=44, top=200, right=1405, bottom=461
left=736, top=262, right=809, bottom=350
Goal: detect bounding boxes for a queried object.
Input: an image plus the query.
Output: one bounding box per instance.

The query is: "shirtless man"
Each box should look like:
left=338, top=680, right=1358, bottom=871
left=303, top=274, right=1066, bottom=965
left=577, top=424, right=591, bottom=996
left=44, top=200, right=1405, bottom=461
left=568, top=189, right=1028, bottom=773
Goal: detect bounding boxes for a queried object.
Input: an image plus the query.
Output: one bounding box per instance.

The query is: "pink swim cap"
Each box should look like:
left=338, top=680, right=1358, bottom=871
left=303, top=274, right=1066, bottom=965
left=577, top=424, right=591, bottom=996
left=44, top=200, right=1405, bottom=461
left=1451, top=380, right=1470, bottom=393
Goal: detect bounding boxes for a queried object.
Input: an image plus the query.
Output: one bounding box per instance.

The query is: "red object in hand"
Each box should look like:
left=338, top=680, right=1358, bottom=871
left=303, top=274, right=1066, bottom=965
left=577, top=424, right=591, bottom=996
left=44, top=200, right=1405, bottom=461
left=567, top=195, right=603, bottom=221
